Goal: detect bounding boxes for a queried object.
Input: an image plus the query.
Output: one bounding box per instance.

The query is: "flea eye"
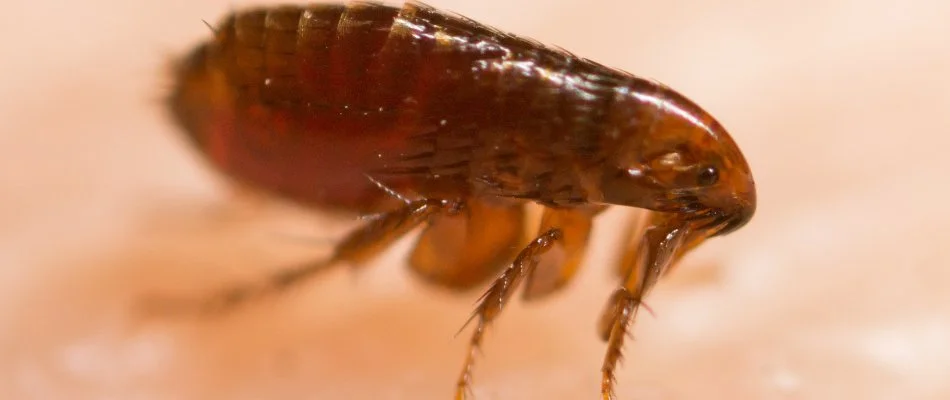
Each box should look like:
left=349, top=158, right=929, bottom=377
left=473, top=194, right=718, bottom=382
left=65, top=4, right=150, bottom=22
left=697, top=166, right=719, bottom=186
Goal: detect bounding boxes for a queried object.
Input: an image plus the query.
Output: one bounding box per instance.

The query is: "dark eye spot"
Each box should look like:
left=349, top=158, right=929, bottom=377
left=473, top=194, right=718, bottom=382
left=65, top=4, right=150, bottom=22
left=697, top=166, right=719, bottom=186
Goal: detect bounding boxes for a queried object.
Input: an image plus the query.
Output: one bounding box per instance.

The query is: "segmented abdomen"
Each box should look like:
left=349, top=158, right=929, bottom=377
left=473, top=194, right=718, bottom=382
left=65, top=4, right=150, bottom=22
left=169, top=1, right=639, bottom=210
left=212, top=2, right=518, bottom=118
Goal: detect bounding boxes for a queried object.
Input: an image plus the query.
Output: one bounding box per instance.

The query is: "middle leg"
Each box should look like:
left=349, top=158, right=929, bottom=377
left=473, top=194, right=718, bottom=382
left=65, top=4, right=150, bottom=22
left=453, top=205, right=600, bottom=398
left=454, top=227, right=562, bottom=399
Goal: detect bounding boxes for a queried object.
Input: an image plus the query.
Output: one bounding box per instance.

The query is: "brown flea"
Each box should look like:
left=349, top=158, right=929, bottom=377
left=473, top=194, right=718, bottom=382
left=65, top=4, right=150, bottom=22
left=164, top=1, right=756, bottom=398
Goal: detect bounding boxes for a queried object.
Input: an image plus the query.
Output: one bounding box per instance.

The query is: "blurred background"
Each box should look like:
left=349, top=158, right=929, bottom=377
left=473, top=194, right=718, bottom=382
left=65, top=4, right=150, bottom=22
left=1, top=0, right=948, bottom=399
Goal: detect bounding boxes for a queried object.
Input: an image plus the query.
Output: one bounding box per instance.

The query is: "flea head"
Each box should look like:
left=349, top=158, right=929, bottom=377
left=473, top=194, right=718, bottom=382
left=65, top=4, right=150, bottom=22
left=598, top=79, right=756, bottom=236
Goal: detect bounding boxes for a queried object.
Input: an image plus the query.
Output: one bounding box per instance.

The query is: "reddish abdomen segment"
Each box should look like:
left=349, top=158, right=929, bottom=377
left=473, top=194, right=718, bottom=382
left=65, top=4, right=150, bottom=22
left=167, top=2, right=637, bottom=213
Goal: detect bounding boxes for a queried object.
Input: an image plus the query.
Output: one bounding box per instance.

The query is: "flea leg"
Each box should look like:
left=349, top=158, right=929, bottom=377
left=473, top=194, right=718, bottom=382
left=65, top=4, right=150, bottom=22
left=455, top=228, right=562, bottom=400
left=597, top=212, right=693, bottom=399
left=409, top=199, right=527, bottom=290
left=521, top=205, right=600, bottom=300
left=150, top=199, right=454, bottom=316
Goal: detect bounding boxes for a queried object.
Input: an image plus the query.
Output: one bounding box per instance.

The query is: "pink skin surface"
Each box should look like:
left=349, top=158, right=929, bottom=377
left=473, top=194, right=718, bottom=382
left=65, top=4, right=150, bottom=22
left=2, top=1, right=949, bottom=399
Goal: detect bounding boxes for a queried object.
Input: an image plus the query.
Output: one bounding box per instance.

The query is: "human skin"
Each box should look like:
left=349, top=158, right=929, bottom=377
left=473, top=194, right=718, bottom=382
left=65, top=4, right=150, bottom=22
left=1, top=1, right=949, bottom=399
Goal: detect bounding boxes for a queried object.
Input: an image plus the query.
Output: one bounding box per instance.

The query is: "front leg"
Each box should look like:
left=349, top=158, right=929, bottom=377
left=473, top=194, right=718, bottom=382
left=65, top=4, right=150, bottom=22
left=597, top=211, right=699, bottom=399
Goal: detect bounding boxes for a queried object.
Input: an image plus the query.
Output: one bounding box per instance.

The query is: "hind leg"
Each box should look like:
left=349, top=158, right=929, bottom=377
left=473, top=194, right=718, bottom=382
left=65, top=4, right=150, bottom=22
left=150, top=198, right=458, bottom=316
